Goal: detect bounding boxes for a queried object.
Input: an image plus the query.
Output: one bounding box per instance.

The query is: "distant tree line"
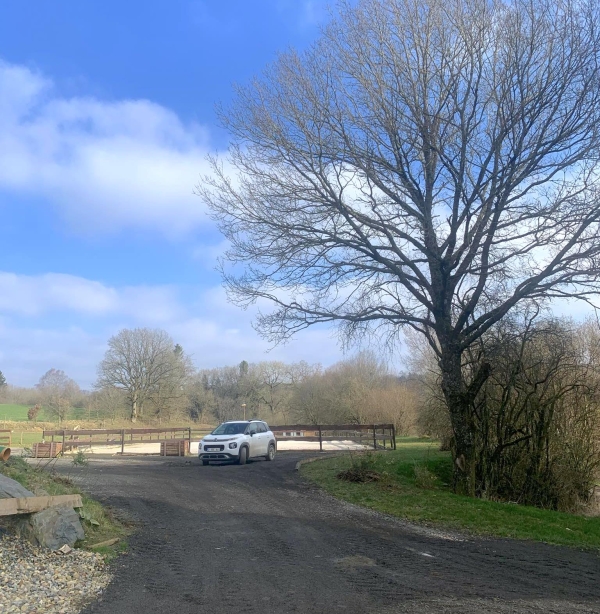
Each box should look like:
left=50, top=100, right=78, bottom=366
left=0, top=328, right=419, bottom=432
left=91, top=328, right=418, bottom=431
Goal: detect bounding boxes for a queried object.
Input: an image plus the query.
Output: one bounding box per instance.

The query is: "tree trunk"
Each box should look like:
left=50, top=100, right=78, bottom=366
left=131, top=393, right=138, bottom=423
left=439, top=345, right=477, bottom=496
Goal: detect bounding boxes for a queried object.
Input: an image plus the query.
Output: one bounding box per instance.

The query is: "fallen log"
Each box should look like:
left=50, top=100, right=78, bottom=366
left=88, top=537, right=120, bottom=549
left=0, top=494, right=83, bottom=516
left=0, top=446, right=10, bottom=461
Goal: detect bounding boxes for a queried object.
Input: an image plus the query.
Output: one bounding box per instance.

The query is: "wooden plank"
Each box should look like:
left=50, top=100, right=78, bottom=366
left=270, top=424, right=394, bottom=431
left=45, top=429, right=124, bottom=437
left=129, top=427, right=190, bottom=435
left=277, top=436, right=364, bottom=442
left=0, top=494, right=83, bottom=516
left=62, top=440, right=122, bottom=448
left=32, top=442, right=63, bottom=458
left=89, top=537, right=120, bottom=549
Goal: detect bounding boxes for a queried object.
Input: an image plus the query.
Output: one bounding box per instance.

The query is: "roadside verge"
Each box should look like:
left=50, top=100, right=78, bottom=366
left=299, top=440, right=600, bottom=549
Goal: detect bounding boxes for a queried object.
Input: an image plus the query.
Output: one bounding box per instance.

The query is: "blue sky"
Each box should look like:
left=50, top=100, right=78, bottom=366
left=0, top=0, right=348, bottom=388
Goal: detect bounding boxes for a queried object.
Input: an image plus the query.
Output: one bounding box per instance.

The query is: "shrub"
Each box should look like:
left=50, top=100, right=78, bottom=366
left=27, top=404, right=41, bottom=422
left=413, top=464, right=437, bottom=489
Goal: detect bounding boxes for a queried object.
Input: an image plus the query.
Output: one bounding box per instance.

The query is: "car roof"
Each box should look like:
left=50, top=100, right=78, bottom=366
left=223, top=420, right=265, bottom=424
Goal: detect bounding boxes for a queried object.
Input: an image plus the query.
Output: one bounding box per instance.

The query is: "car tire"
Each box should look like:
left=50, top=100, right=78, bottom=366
left=202, top=460, right=209, bottom=466
left=238, top=446, right=248, bottom=465
left=265, top=443, right=276, bottom=461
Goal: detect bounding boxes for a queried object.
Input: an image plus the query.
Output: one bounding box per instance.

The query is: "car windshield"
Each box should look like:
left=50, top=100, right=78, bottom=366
left=211, top=423, right=248, bottom=435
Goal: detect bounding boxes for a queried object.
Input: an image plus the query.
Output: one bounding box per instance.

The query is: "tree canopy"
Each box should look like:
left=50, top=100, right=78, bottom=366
left=201, top=0, right=600, bottom=493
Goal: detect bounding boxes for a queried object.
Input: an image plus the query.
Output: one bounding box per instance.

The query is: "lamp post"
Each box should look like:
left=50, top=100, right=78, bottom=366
left=241, top=403, right=246, bottom=420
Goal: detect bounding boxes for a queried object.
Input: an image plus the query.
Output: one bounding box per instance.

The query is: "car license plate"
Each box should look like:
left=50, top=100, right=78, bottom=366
left=206, top=447, right=220, bottom=451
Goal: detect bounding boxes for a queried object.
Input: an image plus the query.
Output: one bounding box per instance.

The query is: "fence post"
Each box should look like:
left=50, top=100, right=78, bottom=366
left=318, top=426, right=323, bottom=452
left=188, top=427, right=191, bottom=453
left=391, top=423, right=396, bottom=450
left=372, top=425, right=377, bottom=450
left=121, top=429, right=125, bottom=455
left=61, top=430, right=66, bottom=457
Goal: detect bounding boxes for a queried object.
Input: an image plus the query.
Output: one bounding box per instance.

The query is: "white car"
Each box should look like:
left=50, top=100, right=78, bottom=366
left=198, top=420, right=277, bottom=466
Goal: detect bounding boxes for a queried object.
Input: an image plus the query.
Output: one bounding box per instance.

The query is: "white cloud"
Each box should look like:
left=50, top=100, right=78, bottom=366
left=0, top=60, right=214, bottom=236
left=0, top=271, right=345, bottom=387
left=0, top=272, right=182, bottom=323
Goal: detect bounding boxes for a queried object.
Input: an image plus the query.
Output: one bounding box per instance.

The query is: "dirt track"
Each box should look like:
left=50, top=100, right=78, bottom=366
left=61, top=452, right=600, bottom=614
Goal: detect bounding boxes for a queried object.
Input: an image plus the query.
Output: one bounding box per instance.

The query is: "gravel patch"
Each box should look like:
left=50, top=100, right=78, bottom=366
left=0, top=533, right=112, bottom=614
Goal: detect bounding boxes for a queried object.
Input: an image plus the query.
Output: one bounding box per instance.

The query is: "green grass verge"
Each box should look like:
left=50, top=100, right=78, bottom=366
left=6, top=432, right=43, bottom=448
left=0, top=456, right=130, bottom=559
left=300, top=437, right=600, bottom=549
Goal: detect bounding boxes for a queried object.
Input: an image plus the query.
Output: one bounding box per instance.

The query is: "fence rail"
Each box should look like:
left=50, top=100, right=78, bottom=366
left=0, top=429, right=11, bottom=447
left=38, top=427, right=213, bottom=457
left=269, top=423, right=396, bottom=451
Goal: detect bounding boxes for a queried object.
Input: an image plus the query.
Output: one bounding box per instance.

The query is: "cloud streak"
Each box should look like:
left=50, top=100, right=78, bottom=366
left=0, top=271, right=343, bottom=387
left=0, top=272, right=182, bottom=323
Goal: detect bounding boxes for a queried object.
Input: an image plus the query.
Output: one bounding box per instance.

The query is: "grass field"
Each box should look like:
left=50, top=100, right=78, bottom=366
left=4, top=432, right=45, bottom=447
left=0, top=404, right=34, bottom=422
left=0, top=403, right=92, bottom=423
left=300, top=437, right=600, bottom=549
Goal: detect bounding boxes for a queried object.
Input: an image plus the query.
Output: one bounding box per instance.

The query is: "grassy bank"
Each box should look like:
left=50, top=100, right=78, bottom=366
left=300, top=437, right=600, bottom=549
left=0, top=456, right=129, bottom=558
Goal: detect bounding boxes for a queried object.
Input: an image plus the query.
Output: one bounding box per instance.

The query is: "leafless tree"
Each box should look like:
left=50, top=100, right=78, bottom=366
left=36, top=368, right=80, bottom=424
left=96, top=328, right=183, bottom=422
left=254, top=361, right=293, bottom=420
left=87, top=386, right=128, bottom=423
left=200, top=0, right=600, bottom=493
left=147, top=344, right=194, bottom=422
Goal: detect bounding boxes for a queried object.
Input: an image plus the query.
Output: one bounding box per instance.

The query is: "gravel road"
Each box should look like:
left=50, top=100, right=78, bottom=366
left=59, top=452, right=600, bottom=614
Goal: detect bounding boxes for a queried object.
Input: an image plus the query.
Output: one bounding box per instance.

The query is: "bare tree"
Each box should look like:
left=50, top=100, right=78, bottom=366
left=254, top=362, right=291, bottom=419
left=96, top=328, right=183, bottom=422
left=36, top=368, right=79, bottom=424
left=87, top=386, right=128, bottom=423
left=200, top=0, right=600, bottom=494
left=147, top=344, right=194, bottom=422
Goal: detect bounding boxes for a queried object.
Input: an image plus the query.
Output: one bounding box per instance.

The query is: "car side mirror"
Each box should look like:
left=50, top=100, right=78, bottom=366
left=249, top=431, right=254, bottom=436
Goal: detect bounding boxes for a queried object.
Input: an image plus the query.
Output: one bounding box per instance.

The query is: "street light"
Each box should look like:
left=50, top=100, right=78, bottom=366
left=241, top=403, right=246, bottom=420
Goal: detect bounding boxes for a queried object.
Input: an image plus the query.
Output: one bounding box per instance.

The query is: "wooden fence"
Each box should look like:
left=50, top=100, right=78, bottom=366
left=0, top=429, right=11, bottom=447
left=270, top=424, right=396, bottom=451
left=37, top=427, right=212, bottom=457
left=32, top=423, right=395, bottom=457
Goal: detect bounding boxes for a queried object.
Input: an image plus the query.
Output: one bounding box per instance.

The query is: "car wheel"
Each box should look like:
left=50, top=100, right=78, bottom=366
left=238, top=446, right=248, bottom=465
left=265, top=444, right=276, bottom=461
left=202, top=460, right=209, bottom=466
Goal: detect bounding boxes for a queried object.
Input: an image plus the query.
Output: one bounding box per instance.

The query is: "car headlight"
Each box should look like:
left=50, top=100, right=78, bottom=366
left=229, top=442, right=238, bottom=449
